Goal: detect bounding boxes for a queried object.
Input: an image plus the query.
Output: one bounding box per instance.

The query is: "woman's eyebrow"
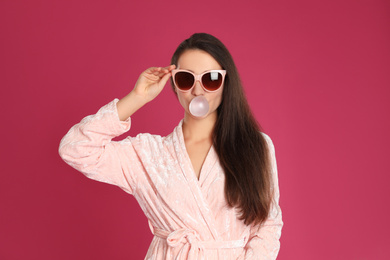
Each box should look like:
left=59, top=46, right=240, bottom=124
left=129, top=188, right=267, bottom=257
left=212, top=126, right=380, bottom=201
left=177, top=67, right=195, bottom=73
left=178, top=68, right=220, bottom=73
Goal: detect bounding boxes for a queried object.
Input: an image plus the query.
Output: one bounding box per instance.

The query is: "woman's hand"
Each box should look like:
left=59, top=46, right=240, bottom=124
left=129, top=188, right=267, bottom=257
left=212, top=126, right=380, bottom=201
left=116, top=65, right=176, bottom=121
left=132, top=65, right=176, bottom=103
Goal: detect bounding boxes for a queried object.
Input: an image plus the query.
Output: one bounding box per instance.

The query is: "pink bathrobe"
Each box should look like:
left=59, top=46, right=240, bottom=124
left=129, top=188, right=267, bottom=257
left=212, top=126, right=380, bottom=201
left=59, top=98, right=283, bottom=259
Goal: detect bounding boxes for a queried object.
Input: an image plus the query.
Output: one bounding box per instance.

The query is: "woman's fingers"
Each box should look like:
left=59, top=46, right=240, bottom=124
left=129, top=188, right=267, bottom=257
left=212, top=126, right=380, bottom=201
left=166, top=64, right=176, bottom=70
left=142, top=65, right=176, bottom=85
left=158, top=71, right=172, bottom=88
left=151, top=67, right=162, bottom=76
left=152, top=65, right=175, bottom=79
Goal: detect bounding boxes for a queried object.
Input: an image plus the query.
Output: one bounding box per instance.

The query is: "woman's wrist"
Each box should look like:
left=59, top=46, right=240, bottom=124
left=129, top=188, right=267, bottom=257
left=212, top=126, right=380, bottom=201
left=116, top=91, right=148, bottom=121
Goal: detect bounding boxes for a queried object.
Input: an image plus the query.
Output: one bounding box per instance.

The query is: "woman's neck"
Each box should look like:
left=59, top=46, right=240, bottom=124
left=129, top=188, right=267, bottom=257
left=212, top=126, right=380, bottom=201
left=182, top=111, right=217, bottom=143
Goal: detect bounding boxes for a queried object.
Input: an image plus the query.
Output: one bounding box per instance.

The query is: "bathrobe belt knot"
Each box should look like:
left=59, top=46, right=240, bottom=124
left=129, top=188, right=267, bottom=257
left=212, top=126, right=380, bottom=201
left=152, top=226, right=246, bottom=259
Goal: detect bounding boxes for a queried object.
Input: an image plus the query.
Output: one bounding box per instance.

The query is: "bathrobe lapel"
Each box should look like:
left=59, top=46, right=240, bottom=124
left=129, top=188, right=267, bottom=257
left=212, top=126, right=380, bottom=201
left=172, top=120, right=221, bottom=241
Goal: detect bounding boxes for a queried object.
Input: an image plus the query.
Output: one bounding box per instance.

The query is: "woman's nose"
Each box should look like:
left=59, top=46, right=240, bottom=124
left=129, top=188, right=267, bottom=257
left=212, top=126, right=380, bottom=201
left=191, top=80, right=205, bottom=96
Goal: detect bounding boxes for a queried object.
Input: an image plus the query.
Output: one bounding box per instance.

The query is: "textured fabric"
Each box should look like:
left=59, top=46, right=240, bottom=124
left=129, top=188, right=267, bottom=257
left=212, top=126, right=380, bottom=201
left=59, top=98, right=283, bottom=260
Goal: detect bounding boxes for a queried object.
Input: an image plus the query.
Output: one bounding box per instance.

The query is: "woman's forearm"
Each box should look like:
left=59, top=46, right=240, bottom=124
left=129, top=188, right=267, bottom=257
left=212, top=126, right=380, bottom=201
left=116, top=91, right=148, bottom=121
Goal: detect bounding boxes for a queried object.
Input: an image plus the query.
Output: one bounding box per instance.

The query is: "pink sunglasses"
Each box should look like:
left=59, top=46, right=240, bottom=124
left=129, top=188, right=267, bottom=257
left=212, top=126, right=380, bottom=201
left=171, top=69, right=226, bottom=92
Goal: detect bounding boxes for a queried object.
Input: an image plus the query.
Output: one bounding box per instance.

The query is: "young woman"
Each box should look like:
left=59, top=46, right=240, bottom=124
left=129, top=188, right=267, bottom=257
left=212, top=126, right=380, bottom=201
left=59, top=33, right=283, bottom=259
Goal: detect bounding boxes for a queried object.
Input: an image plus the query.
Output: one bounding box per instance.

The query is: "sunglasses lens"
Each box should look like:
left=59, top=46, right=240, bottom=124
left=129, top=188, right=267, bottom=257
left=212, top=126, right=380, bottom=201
left=202, top=71, right=223, bottom=91
left=175, top=72, right=194, bottom=90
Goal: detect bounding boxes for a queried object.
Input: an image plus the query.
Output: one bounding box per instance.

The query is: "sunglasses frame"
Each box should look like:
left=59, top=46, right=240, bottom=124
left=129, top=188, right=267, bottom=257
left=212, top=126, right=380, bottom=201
left=171, top=69, right=227, bottom=93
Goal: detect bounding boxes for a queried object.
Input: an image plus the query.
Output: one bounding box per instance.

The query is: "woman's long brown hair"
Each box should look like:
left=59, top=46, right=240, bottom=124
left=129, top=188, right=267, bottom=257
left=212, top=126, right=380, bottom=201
left=171, top=33, right=273, bottom=227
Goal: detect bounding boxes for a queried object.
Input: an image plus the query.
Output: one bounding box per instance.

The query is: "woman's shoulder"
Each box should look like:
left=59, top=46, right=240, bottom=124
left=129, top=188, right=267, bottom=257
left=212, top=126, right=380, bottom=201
left=260, top=131, right=272, bottom=142
left=120, top=126, right=177, bottom=147
left=260, top=131, right=275, bottom=151
left=122, top=132, right=167, bottom=145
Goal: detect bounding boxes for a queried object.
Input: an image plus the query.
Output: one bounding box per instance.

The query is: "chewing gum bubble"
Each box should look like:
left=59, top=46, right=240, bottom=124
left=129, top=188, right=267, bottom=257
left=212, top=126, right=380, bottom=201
left=189, top=96, right=209, bottom=118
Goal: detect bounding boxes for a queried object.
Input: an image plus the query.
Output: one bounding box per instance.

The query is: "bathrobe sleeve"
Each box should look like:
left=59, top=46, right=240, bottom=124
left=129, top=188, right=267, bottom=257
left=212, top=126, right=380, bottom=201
left=241, top=133, right=283, bottom=260
left=58, top=98, right=137, bottom=195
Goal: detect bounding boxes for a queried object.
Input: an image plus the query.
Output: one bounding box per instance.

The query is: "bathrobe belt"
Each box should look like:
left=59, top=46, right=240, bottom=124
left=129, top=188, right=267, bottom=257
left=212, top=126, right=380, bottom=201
left=152, top=226, right=247, bottom=259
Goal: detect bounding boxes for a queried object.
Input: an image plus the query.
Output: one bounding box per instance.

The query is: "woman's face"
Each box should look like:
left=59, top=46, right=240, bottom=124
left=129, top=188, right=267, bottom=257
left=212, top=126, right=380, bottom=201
left=175, top=49, right=224, bottom=119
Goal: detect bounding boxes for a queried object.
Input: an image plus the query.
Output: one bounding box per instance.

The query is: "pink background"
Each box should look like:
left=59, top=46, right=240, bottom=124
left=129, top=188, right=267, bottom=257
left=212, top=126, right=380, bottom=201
left=1, top=0, right=389, bottom=259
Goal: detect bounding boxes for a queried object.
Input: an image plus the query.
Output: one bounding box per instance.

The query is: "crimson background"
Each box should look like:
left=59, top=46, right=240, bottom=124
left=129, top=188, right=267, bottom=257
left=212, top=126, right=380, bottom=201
left=1, top=0, right=389, bottom=259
